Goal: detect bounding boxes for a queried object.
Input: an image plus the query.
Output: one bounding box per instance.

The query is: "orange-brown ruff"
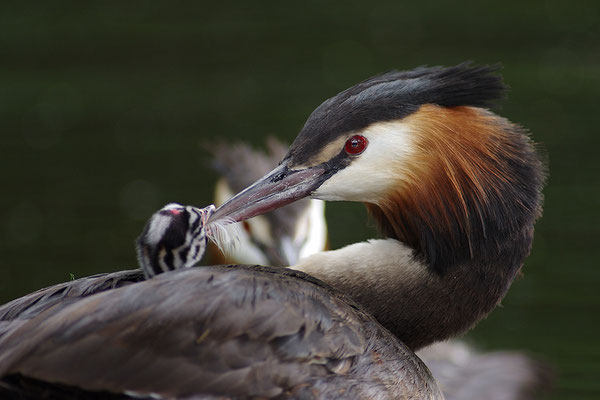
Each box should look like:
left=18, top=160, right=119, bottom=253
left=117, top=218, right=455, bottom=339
left=367, top=104, right=543, bottom=272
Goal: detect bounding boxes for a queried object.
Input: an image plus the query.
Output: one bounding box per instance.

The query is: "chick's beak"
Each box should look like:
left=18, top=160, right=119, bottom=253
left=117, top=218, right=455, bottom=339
left=209, top=161, right=328, bottom=224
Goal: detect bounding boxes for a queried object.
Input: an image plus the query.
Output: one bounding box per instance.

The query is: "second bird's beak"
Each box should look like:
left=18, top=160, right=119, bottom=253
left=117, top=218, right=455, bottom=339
left=210, top=161, right=328, bottom=224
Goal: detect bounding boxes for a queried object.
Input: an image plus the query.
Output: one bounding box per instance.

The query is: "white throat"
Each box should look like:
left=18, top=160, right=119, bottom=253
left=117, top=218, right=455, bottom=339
left=290, top=238, right=428, bottom=290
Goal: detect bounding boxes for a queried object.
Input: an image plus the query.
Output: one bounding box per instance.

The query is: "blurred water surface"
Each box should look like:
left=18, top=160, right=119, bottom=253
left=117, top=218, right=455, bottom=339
left=1, top=2, right=599, bottom=398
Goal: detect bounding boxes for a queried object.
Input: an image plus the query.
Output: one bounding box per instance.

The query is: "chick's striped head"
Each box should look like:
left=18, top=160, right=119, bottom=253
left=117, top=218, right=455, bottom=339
left=136, top=203, right=238, bottom=278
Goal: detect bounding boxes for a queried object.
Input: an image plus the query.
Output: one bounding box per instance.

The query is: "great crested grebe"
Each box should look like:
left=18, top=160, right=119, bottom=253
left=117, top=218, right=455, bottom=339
left=0, top=63, right=545, bottom=399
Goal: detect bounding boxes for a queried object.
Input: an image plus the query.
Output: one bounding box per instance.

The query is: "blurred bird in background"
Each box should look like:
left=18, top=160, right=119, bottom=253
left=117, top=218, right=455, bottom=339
left=207, top=138, right=327, bottom=267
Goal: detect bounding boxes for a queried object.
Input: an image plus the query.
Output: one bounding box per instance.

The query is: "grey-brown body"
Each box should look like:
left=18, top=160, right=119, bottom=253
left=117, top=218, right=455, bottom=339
left=0, top=267, right=442, bottom=399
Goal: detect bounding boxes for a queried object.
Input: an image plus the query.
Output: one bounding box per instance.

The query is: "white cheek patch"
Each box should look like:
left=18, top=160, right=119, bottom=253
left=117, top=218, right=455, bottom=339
left=313, top=120, right=414, bottom=203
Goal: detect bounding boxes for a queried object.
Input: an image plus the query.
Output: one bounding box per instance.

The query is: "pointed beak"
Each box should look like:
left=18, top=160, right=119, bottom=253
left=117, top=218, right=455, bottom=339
left=210, top=161, right=328, bottom=224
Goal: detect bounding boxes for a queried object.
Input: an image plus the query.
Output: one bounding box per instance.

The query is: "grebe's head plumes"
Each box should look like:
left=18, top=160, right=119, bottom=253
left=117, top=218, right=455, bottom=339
left=211, top=63, right=544, bottom=272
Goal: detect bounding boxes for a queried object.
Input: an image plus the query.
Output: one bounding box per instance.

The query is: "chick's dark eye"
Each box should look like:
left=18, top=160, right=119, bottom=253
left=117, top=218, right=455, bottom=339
left=344, top=135, right=368, bottom=155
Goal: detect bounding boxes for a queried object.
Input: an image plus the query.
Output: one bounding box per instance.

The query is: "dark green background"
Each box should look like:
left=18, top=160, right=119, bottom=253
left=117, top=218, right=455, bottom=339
left=1, top=2, right=598, bottom=398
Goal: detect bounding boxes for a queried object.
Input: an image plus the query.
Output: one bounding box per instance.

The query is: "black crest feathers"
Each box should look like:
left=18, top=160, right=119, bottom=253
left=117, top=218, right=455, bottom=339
left=288, top=63, right=505, bottom=165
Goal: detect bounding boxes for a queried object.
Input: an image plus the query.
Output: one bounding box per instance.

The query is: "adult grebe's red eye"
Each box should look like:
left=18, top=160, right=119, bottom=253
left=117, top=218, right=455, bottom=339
left=344, top=135, right=368, bottom=155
